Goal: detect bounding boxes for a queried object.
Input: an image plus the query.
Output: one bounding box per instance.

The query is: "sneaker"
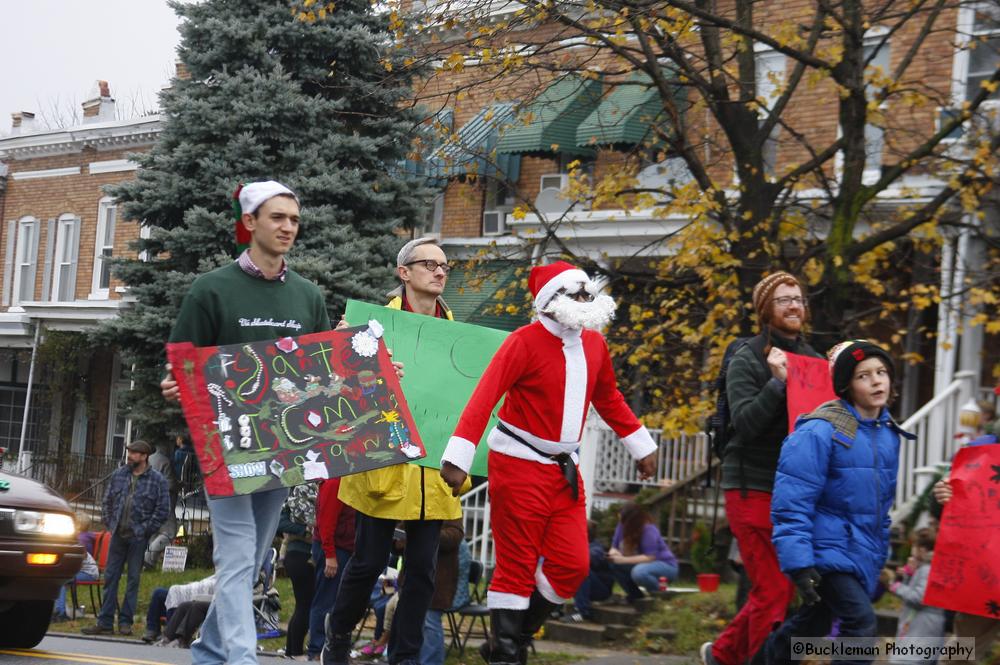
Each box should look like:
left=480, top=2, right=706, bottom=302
left=142, top=629, right=160, bottom=643
left=700, top=642, right=719, bottom=665
left=81, top=624, right=114, bottom=635
left=118, top=624, right=133, bottom=636
left=320, top=631, right=352, bottom=665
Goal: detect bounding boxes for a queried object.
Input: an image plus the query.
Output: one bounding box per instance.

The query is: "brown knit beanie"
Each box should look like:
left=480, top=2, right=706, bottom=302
left=752, top=271, right=802, bottom=325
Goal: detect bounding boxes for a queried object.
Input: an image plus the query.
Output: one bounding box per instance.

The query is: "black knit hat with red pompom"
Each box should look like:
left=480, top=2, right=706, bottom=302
left=828, top=340, right=895, bottom=397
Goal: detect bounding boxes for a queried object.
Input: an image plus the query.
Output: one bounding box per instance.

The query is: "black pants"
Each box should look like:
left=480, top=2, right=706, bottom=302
left=328, top=514, right=442, bottom=664
left=164, top=600, right=210, bottom=647
left=285, top=549, right=316, bottom=656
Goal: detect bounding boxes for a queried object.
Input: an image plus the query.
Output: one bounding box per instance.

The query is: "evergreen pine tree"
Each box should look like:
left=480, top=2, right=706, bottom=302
left=97, top=0, right=428, bottom=440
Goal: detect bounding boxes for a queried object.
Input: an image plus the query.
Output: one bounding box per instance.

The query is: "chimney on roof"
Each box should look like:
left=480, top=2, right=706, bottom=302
left=175, top=59, right=190, bottom=81
left=10, top=111, right=36, bottom=136
left=82, top=80, right=115, bottom=122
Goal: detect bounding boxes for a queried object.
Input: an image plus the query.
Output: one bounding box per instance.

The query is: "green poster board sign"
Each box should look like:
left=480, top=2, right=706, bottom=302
left=344, top=300, right=508, bottom=476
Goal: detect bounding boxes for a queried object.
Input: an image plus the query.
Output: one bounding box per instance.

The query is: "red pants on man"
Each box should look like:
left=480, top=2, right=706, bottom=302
left=487, top=451, right=589, bottom=607
left=711, top=490, right=795, bottom=665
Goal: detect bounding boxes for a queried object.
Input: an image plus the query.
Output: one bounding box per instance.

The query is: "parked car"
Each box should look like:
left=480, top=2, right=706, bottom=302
left=0, top=466, right=84, bottom=648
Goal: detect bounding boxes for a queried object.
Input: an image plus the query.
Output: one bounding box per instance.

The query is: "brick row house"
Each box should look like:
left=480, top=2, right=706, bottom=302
left=0, top=82, right=157, bottom=471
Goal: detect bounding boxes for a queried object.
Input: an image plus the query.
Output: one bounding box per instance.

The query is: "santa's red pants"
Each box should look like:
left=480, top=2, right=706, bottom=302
left=712, top=490, right=795, bottom=665
left=486, top=451, right=589, bottom=609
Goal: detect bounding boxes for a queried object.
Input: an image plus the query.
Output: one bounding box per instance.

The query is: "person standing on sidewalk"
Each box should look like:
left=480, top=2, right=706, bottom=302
left=701, top=271, right=821, bottom=665
left=83, top=440, right=169, bottom=636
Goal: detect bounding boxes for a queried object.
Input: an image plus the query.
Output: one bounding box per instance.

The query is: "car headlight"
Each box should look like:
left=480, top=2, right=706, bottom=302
left=14, top=510, right=76, bottom=537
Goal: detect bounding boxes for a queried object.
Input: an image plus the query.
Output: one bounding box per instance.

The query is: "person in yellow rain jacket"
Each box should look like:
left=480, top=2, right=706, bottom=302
left=322, top=237, right=470, bottom=665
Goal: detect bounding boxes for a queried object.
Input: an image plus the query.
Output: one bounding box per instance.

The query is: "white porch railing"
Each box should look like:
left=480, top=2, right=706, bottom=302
left=460, top=480, right=493, bottom=568
left=896, top=370, right=978, bottom=507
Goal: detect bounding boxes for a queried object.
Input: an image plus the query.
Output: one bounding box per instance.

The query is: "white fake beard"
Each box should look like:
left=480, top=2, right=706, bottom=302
left=543, top=293, right=617, bottom=330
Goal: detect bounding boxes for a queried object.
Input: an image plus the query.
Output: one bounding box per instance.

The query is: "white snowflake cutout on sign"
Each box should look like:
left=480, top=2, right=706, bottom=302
left=367, top=319, right=384, bottom=339
left=302, top=449, right=329, bottom=480
left=306, top=410, right=323, bottom=429
left=400, top=442, right=422, bottom=459
left=270, top=460, right=285, bottom=478
left=351, top=330, right=379, bottom=357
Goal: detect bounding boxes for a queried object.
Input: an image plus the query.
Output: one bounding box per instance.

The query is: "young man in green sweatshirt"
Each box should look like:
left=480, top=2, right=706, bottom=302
left=161, top=181, right=330, bottom=665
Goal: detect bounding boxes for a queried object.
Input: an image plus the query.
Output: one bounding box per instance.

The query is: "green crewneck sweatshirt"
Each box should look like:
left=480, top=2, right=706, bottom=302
left=169, top=262, right=331, bottom=347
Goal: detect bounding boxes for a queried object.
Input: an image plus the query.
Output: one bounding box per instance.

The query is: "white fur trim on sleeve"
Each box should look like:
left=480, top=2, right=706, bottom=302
left=622, top=426, right=657, bottom=460
left=440, top=436, right=478, bottom=474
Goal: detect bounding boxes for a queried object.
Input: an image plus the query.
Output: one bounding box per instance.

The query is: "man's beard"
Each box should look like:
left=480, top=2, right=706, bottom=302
left=543, top=294, right=617, bottom=330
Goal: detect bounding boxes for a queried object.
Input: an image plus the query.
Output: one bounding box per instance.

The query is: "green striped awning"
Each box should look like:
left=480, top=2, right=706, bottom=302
left=442, top=261, right=530, bottom=332
left=426, top=104, right=520, bottom=182
left=495, top=75, right=603, bottom=157
left=576, top=73, right=684, bottom=148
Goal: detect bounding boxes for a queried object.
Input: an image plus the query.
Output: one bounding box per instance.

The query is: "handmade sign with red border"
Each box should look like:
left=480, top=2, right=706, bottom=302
left=166, top=323, right=425, bottom=497
left=924, top=444, right=1000, bottom=619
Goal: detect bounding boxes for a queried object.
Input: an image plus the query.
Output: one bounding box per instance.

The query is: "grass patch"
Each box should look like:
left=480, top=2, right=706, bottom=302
left=634, top=585, right=738, bottom=655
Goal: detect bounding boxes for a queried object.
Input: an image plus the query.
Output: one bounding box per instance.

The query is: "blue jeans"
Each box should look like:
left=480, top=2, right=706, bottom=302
left=573, top=572, right=612, bottom=619
left=145, top=587, right=171, bottom=634
left=766, top=572, right=877, bottom=665
left=419, top=609, right=445, bottom=665
left=611, top=560, right=678, bottom=599
left=191, top=487, right=287, bottom=665
left=307, top=541, right=351, bottom=657
left=97, top=534, right=148, bottom=628
left=55, top=571, right=98, bottom=616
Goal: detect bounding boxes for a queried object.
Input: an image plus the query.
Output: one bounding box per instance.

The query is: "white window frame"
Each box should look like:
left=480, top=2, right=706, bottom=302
left=754, top=45, right=787, bottom=177
left=862, top=29, right=892, bottom=181
left=90, top=197, right=117, bottom=299
left=105, top=355, right=132, bottom=459
left=953, top=3, right=1000, bottom=104
left=50, top=214, right=81, bottom=302
left=11, top=216, right=40, bottom=306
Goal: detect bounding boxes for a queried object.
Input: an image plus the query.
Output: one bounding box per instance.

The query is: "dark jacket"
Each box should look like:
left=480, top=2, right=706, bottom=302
left=103, top=465, right=170, bottom=540
left=430, top=519, right=465, bottom=611
left=771, top=400, right=914, bottom=595
left=722, top=329, right=820, bottom=492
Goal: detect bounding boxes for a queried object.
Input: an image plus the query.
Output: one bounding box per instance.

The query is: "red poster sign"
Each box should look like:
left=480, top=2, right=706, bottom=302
left=786, top=352, right=837, bottom=432
left=167, top=325, right=425, bottom=497
left=924, top=444, right=1000, bottom=619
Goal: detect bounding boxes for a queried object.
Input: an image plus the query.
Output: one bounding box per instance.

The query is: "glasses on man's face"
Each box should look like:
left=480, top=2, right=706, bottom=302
left=406, top=260, right=452, bottom=274
left=772, top=295, right=805, bottom=307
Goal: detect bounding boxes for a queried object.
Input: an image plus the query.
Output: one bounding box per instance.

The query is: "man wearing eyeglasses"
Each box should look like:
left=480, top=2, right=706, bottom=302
left=323, top=238, right=466, bottom=665
left=701, top=271, right=821, bottom=665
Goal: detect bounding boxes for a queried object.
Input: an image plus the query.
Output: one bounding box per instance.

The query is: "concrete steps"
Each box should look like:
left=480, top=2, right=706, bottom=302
left=540, top=596, right=675, bottom=647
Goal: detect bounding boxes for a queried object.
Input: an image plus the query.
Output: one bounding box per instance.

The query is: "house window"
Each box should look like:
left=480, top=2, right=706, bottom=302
left=12, top=217, right=39, bottom=305
left=51, top=214, right=81, bottom=302
left=862, top=33, right=891, bottom=177
left=91, top=197, right=117, bottom=297
left=106, top=356, right=131, bottom=460
left=755, top=48, right=787, bottom=175
left=966, top=3, right=1000, bottom=101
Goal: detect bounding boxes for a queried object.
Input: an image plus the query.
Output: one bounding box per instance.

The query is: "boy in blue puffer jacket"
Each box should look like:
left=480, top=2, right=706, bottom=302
left=766, top=340, right=915, bottom=665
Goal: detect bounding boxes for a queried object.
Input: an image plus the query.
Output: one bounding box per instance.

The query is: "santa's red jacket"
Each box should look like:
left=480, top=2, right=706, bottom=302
left=441, top=316, right=656, bottom=472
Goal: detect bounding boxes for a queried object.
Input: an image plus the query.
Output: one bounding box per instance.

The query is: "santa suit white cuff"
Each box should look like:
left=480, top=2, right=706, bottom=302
left=487, top=590, right=531, bottom=610
left=622, top=426, right=658, bottom=460
left=441, top=436, right=477, bottom=474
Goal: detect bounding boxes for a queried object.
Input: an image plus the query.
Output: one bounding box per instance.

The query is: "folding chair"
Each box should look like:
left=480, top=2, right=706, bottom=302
left=70, top=531, right=113, bottom=619
left=446, top=560, right=489, bottom=656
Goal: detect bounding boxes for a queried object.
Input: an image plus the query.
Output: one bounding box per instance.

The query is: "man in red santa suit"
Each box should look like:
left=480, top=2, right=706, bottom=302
left=440, top=261, right=658, bottom=665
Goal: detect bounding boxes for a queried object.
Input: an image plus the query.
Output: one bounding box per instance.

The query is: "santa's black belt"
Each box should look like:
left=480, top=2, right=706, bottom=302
left=497, top=422, right=579, bottom=501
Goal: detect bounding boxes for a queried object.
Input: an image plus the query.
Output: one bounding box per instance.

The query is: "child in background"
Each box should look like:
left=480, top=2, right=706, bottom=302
left=888, top=528, right=945, bottom=663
